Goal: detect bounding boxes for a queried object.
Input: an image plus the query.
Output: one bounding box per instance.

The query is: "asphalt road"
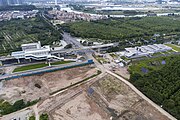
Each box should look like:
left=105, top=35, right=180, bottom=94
left=1, top=108, right=32, bottom=120
left=0, top=61, right=91, bottom=80
left=86, top=49, right=177, bottom=120
left=83, top=48, right=177, bottom=120
left=1, top=14, right=177, bottom=120
left=62, top=32, right=83, bottom=48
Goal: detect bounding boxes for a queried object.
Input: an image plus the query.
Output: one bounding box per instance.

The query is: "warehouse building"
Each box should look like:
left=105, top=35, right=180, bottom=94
left=124, top=44, right=172, bottom=58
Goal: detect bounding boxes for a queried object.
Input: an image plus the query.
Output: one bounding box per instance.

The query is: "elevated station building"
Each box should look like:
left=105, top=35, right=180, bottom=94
left=12, top=41, right=63, bottom=62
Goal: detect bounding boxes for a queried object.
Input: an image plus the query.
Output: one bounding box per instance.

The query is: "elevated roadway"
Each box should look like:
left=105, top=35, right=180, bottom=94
left=0, top=14, right=177, bottom=120
left=0, top=43, right=116, bottom=61
left=50, top=43, right=116, bottom=54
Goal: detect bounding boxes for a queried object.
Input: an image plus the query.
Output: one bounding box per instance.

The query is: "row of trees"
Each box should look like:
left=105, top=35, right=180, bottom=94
left=62, top=17, right=180, bottom=46
left=0, top=99, right=39, bottom=115
left=0, top=5, right=36, bottom=11
left=29, top=113, right=49, bottom=120
left=129, top=55, right=180, bottom=119
left=0, top=13, right=62, bottom=55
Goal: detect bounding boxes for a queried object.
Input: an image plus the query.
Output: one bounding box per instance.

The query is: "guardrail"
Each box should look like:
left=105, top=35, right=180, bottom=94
left=0, top=60, right=94, bottom=81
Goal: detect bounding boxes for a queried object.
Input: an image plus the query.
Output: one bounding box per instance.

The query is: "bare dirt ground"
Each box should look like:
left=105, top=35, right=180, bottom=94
left=0, top=66, right=170, bottom=120
left=114, top=67, right=130, bottom=79
left=91, top=75, right=169, bottom=120
left=49, top=75, right=169, bottom=120
left=51, top=92, right=109, bottom=120
left=0, top=65, right=96, bottom=103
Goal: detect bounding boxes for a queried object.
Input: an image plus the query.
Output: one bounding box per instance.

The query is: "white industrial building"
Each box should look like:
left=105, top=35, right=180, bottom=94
left=124, top=44, right=172, bottom=58
left=12, top=41, right=63, bottom=61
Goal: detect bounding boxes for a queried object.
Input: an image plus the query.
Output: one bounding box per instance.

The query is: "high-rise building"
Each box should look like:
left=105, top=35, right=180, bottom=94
left=11, top=0, right=23, bottom=5
left=7, top=0, right=14, bottom=5
left=0, top=0, right=23, bottom=5
left=157, top=0, right=162, bottom=4
left=0, top=0, right=3, bottom=6
left=55, top=0, right=57, bottom=5
left=0, top=0, right=8, bottom=6
left=17, top=0, right=23, bottom=4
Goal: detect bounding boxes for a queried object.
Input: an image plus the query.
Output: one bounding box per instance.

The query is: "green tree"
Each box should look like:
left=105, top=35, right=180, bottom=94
left=29, top=116, right=35, bottom=120
left=40, top=113, right=49, bottom=120
left=13, top=99, right=26, bottom=111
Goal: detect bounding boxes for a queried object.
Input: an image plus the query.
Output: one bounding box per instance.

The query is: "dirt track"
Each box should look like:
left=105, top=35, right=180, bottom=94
left=49, top=75, right=169, bottom=120
left=0, top=65, right=172, bottom=120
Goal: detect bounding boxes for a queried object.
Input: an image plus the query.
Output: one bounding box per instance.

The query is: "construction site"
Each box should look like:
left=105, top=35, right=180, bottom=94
left=46, top=75, right=170, bottom=120
left=0, top=3, right=179, bottom=119
left=0, top=63, right=172, bottom=120
left=0, top=65, right=96, bottom=103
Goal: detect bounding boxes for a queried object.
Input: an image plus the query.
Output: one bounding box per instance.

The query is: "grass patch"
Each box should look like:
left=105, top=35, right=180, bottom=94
left=167, top=50, right=176, bottom=53
left=13, top=63, right=48, bottom=73
left=161, top=50, right=174, bottom=54
left=101, top=78, right=122, bottom=94
left=96, top=57, right=108, bottom=64
left=93, top=54, right=108, bottom=64
left=129, top=55, right=178, bottom=75
left=121, top=56, right=130, bottom=61
left=51, top=61, right=73, bottom=65
left=165, top=44, right=180, bottom=52
left=13, top=61, right=73, bottom=73
left=152, top=52, right=163, bottom=56
left=109, top=53, right=118, bottom=59
left=29, top=116, right=35, bottom=120
left=40, top=113, right=49, bottom=120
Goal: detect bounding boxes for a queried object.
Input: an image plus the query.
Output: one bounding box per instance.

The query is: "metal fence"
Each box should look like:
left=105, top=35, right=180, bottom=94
left=0, top=60, right=94, bottom=81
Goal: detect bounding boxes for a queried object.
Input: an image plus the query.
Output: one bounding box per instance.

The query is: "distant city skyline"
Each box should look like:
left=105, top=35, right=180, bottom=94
left=0, top=0, right=180, bottom=6
left=0, top=0, right=23, bottom=6
left=23, top=0, right=180, bottom=3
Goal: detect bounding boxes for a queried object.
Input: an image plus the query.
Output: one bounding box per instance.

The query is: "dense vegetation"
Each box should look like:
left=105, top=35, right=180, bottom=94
left=165, top=44, right=180, bottom=52
left=0, top=99, right=39, bottom=115
left=129, top=55, right=180, bottom=119
left=0, top=14, right=62, bottom=55
left=29, top=113, right=49, bottom=120
left=0, top=69, right=4, bottom=75
left=29, top=116, right=35, bottom=120
left=69, top=4, right=96, bottom=14
left=62, top=17, right=180, bottom=44
left=0, top=5, right=36, bottom=11
left=40, top=113, right=49, bottom=120
left=69, top=4, right=151, bottom=15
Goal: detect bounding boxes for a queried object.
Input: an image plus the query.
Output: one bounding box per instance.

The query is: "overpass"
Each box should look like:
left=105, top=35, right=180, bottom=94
left=0, top=56, right=15, bottom=61
left=0, top=43, right=116, bottom=65
left=51, top=43, right=117, bottom=54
